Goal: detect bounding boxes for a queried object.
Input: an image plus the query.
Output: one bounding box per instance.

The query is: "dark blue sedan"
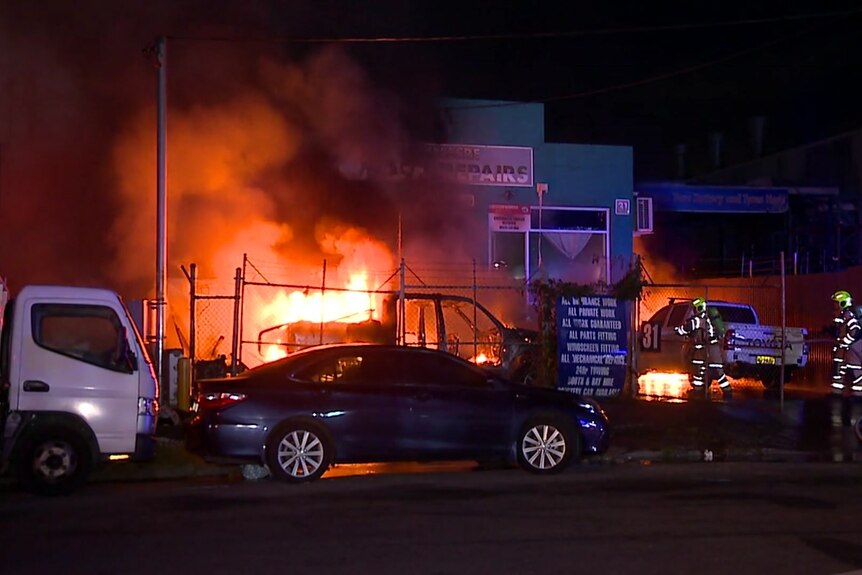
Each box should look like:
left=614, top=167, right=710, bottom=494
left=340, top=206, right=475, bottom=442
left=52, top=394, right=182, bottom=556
left=187, top=343, right=610, bottom=482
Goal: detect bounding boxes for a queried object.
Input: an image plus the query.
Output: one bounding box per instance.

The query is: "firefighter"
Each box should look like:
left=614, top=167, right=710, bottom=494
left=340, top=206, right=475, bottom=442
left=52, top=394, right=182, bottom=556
left=830, top=290, right=862, bottom=396
left=675, top=297, right=731, bottom=399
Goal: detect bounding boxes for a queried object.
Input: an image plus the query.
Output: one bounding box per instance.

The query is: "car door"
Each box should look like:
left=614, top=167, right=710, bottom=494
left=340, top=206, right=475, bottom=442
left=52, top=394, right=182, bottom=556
left=395, top=349, right=513, bottom=459
left=439, top=298, right=504, bottom=365
left=291, top=348, right=423, bottom=461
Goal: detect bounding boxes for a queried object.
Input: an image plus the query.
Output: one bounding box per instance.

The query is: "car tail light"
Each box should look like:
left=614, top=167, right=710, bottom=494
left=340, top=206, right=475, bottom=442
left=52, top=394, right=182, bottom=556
left=197, top=392, right=247, bottom=411
left=723, top=329, right=735, bottom=350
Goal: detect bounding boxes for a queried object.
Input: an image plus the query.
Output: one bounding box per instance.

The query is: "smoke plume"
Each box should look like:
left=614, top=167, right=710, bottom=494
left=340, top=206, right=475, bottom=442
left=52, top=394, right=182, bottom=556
left=1, top=1, right=470, bottom=302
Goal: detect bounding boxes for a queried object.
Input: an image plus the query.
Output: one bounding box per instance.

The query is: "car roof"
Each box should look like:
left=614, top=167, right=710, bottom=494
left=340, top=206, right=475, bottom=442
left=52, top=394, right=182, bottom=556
left=244, top=342, right=471, bottom=374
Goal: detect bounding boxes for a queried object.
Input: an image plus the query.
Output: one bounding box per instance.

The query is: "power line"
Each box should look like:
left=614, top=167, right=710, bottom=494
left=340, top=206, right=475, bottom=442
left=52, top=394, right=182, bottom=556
left=447, top=13, right=857, bottom=109
left=165, top=7, right=862, bottom=44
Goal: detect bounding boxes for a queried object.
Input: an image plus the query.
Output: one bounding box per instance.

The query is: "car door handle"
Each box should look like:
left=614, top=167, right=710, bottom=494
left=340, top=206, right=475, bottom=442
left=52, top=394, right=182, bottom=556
left=23, top=380, right=50, bottom=392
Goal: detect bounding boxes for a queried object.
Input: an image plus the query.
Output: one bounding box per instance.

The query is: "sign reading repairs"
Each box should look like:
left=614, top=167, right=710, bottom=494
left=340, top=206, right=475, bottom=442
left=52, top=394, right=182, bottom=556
left=556, top=295, right=628, bottom=397
left=389, top=144, right=534, bottom=187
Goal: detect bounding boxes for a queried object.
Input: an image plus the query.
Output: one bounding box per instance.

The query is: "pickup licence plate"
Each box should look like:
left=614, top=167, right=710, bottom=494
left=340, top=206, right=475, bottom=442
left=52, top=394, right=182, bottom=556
left=756, top=355, right=776, bottom=365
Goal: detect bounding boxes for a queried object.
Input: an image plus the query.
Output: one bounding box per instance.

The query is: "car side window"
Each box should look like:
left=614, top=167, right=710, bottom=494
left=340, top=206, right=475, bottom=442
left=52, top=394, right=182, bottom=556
left=295, top=352, right=398, bottom=385
left=399, top=351, right=489, bottom=388
left=667, top=304, right=688, bottom=327
left=647, top=305, right=670, bottom=325
left=32, top=303, right=131, bottom=373
left=295, top=354, right=363, bottom=384
left=715, top=306, right=756, bottom=323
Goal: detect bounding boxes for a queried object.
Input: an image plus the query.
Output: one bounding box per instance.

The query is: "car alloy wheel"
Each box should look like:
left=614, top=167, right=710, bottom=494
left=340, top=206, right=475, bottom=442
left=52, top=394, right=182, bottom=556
left=517, top=418, right=574, bottom=475
left=266, top=423, right=332, bottom=483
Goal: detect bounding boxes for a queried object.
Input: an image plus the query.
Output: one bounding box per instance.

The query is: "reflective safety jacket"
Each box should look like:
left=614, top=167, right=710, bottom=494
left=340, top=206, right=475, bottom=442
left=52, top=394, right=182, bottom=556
left=675, top=311, right=719, bottom=345
left=834, top=306, right=862, bottom=349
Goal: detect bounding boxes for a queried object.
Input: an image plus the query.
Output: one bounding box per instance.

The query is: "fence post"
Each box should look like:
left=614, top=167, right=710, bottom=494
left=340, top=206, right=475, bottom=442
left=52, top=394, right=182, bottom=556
left=631, top=293, right=639, bottom=398
left=189, top=263, right=197, bottom=385
left=472, top=259, right=478, bottom=361
left=319, top=259, right=327, bottom=345
left=780, top=251, right=786, bottom=413
left=230, top=267, right=241, bottom=376
left=239, top=254, right=247, bottom=367
left=399, top=259, right=406, bottom=345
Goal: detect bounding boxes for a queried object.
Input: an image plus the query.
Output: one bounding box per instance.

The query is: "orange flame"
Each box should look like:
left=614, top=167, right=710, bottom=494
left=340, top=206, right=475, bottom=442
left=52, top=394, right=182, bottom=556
left=257, top=271, right=383, bottom=363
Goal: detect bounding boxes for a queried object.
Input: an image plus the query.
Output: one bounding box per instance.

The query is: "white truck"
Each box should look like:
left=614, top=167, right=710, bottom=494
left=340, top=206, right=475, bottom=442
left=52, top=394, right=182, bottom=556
left=638, top=299, right=808, bottom=389
left=0, top=282, right=160, bottom=495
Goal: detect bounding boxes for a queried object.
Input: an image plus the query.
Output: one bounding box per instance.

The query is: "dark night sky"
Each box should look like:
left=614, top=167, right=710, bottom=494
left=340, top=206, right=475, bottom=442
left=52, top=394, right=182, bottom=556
left=344, top=1, right=862, bottom=180
left=1, top=0, right=861, bottom=292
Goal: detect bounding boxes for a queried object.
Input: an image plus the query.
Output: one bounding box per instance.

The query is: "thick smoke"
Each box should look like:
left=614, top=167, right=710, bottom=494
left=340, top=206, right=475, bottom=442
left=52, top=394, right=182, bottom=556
left=1, top=1, right=475, bottom=303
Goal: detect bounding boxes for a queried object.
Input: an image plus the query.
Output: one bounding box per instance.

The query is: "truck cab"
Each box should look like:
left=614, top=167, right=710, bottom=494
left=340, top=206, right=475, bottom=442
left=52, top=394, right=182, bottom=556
left=0, top=285, right=159, bottom=495
left=399, top=294, right=539, bottom=385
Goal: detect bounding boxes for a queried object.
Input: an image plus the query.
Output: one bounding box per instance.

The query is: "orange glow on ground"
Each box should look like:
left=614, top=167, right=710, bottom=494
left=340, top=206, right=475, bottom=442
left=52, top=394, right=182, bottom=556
left=637, top=371, right=758, bottom=400
left=637, top=371, right=691, bottom=400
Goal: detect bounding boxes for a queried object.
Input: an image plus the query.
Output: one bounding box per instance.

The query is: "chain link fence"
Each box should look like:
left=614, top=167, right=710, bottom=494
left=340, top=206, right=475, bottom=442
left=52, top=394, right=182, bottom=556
left=185, top=256, right=536, bottom=384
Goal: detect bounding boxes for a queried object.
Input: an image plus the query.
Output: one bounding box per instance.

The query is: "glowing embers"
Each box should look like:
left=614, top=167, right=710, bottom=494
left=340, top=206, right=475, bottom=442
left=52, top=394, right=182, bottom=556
left=470, top=352, right=501, bottom=366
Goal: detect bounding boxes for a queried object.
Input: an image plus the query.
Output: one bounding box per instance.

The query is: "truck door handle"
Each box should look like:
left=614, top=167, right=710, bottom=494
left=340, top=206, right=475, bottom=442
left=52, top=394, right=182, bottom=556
left=23, top=380, right=50, bottom=392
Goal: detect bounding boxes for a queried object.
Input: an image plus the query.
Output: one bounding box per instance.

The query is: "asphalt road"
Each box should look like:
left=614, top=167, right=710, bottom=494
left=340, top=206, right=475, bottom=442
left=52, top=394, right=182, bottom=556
left=3, top=462, right=862, bottom=575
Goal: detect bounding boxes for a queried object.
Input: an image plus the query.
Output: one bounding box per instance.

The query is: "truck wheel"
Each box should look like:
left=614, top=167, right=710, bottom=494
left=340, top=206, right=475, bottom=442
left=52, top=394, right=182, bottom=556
left=760, top=368, right=793, bottom=390
left=16, top=430, right=93, bottom=496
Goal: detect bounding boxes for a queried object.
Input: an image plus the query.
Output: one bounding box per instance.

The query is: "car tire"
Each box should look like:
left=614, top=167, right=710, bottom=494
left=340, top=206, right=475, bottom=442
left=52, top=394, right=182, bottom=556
left=16, top=429, right=92, bottom=496
left=516, top=415, right=577, bottom=475
left=265, top=422, right=333, bottom=483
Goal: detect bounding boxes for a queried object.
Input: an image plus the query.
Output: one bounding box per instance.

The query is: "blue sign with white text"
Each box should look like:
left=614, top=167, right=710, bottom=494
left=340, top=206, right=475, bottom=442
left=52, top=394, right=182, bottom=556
left=556, top=295, right=628, bottom=397
left=637, top=183, right=789, bottom=213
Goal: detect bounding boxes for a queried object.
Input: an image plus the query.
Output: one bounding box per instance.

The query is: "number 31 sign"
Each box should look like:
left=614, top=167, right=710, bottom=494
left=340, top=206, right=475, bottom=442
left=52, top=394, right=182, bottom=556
left=640, top=322, right=662, bottom=352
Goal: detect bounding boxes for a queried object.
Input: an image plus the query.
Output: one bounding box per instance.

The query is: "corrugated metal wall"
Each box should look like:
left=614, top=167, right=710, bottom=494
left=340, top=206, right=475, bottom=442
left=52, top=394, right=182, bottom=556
left=642, top=266, right=862, bottom=388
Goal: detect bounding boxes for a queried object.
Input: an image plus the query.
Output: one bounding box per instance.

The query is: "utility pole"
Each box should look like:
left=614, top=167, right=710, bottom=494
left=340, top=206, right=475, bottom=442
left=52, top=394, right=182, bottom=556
left=155, top=36, right=168, bottom=402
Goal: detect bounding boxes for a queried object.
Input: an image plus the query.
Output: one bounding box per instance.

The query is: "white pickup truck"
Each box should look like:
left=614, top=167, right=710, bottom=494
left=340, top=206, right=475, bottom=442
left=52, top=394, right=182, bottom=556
left=638, top=299, right=808, bottom=389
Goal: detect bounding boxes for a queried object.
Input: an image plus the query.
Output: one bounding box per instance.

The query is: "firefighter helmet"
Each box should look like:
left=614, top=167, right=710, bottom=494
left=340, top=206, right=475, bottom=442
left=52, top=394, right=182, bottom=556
left=832, top=290, right=853, bottom=309
left=692, top=297, right=707, bottom=314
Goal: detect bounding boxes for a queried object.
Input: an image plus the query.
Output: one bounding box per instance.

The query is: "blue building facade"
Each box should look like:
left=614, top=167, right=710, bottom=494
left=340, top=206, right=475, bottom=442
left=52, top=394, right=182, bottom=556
left=438, top=98, right=634, bottom=285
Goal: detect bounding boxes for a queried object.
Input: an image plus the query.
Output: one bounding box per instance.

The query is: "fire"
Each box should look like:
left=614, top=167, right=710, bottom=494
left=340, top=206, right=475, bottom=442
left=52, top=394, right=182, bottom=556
left=257, top=271, right=382, bottom=363
left=179, top=222, right=396, bottom=369
left=637, top=371, right=690, bottom=400
left=471, top=353, right=496, bottom=366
